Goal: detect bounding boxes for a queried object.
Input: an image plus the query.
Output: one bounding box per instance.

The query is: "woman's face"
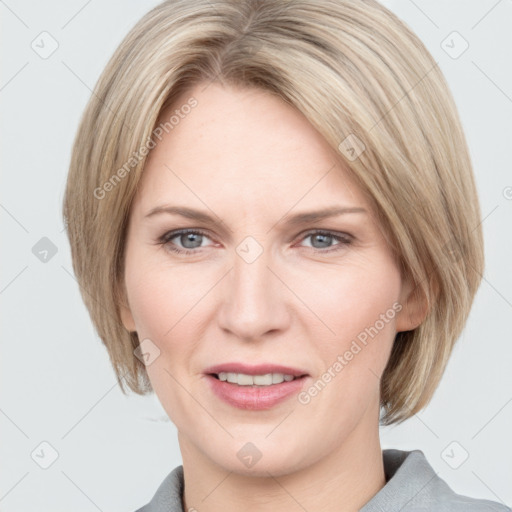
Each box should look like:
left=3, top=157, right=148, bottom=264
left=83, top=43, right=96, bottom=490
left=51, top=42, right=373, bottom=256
left=120, top=82, right=420, bottom=476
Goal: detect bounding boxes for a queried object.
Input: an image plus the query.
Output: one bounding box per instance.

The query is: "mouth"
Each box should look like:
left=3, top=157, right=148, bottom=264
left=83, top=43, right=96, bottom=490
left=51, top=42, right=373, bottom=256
left=203, top=362, right=309, bottom=386
left=203, top=363, right=310, bottom=410
left=208, top=372, right=307, bottom=386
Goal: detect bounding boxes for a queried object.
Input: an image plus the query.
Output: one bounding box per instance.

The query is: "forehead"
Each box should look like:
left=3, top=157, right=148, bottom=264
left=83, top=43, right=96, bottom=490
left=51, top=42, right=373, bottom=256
left=133, top=82, right=368, bottom=216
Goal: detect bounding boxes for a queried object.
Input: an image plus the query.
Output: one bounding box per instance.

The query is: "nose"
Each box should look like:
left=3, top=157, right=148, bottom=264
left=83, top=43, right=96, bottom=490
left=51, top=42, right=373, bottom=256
left=216, top=244, right=291, bottom=341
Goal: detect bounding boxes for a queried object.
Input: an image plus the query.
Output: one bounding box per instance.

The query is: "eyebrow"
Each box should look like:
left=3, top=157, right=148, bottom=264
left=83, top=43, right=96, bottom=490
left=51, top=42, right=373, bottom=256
left=144, top=205, right=367, bottom=226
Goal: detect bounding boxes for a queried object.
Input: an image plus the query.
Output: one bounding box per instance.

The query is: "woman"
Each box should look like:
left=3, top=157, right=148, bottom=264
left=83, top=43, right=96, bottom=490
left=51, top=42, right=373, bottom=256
left=62, top=0, right=510, bottom=510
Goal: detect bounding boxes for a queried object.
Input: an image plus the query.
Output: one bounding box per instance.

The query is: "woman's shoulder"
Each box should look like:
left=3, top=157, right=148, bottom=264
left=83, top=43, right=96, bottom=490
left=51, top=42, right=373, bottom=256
left=134, top=465, right=184, bottom=512
left=360, top=448, right=511, bottom=512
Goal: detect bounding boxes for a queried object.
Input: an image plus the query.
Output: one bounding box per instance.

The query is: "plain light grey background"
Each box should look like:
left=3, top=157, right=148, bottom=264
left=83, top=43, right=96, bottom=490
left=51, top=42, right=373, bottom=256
left=1, top=0, right=511, bottom=510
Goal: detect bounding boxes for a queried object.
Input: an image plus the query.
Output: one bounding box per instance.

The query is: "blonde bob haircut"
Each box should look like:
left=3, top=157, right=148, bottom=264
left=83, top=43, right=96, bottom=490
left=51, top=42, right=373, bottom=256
left=63, top=0, right=484, bottom=425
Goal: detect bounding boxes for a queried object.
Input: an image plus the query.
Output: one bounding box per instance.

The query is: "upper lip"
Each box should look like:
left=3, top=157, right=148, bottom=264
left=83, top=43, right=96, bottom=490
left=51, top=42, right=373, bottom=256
left=204, top=362, right=309, bottom=377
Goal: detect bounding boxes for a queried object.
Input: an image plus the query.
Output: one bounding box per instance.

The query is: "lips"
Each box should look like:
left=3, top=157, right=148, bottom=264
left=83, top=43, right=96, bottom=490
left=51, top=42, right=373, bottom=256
left=203, top=362, right=311, bottom=410
left=203, top=362, right=309, bottom=377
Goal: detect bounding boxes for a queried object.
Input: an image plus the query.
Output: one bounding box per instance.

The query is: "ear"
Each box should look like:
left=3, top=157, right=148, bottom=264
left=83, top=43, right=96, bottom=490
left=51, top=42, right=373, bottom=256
left=118, top=282, right=137, bottom=333
left=120, top=302, right=137, bottom=333
left=395, top=275, right=430, bottom=333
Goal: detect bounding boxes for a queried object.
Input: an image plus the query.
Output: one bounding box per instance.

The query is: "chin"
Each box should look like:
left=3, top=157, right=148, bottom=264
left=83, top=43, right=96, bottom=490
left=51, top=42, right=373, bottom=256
left=221, top=453, right=307, bottom=479
left=199, top=431, right=312, bottom=478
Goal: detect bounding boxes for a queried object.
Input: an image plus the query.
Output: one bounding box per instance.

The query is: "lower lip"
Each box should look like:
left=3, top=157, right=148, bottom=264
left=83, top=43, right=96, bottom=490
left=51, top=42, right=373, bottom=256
left=205, top=374, right=309, bottom=410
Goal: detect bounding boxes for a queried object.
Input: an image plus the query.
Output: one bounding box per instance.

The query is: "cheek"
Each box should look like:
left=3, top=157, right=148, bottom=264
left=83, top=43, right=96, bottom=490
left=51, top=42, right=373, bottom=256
left=125, top=263, right=207, bottom=421
left=125, top=253, right=203, bottom=340
left=127, top=281, right=173, bottom=340
left=298, top=257, right=401, bottom=336
left=124, top=258, right=213, bottom=382
left=296, top=257, right=401, bottom=381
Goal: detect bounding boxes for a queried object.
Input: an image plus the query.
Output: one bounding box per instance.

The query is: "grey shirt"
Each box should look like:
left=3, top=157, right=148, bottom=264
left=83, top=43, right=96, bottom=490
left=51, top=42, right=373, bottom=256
left=135, top=449, right=511, bottom=511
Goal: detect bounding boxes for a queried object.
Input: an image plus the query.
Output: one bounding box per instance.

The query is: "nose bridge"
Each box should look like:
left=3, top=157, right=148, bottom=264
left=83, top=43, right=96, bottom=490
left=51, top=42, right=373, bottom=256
left=218, top=241, right=288, bottom=339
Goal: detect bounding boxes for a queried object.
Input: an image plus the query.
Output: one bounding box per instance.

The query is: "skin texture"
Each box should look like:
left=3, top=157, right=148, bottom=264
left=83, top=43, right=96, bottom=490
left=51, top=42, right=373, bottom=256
left=120, top=82, right=426, bottom=512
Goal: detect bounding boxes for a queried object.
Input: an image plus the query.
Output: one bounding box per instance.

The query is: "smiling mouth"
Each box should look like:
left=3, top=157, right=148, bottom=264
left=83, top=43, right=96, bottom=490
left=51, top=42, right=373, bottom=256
left=209, top=372, right=307, bottom=386
left=204, top=366, right=310, bottom=410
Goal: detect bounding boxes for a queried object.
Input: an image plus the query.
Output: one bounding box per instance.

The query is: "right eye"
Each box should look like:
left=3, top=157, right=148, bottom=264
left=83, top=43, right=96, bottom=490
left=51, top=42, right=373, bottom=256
left=158, top=229, right=215, bottom=255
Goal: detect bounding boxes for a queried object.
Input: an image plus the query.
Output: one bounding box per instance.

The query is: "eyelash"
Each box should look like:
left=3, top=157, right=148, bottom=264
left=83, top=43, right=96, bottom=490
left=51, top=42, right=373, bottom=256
left=156, top=228, right=353, bottom=256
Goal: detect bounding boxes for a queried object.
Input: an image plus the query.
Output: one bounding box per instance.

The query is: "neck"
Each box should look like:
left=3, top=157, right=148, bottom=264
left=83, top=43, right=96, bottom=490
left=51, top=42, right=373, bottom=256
left=179, top=407, right=385, bottom=512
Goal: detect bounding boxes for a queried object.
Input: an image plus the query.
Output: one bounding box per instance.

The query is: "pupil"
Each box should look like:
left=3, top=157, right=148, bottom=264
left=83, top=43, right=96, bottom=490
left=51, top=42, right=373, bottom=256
left=312, top=233, right=331, bottom=248
left=182, top=233, right=202, bottom=249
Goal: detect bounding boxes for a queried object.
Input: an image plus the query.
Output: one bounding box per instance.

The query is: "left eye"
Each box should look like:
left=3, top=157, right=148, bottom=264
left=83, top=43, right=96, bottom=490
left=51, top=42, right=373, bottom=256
left=158, top=229, right=352, bottom=255
left=300, top=231, right=352, bottom=251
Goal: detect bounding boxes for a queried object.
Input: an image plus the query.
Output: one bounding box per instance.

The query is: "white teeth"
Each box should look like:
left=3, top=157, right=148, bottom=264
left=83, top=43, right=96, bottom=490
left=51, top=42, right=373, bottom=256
left=272, top=373, right=283, bottom=384
left=217, top=372, right=297, bottom=386
left=253, top=374, right=273, bottom=385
